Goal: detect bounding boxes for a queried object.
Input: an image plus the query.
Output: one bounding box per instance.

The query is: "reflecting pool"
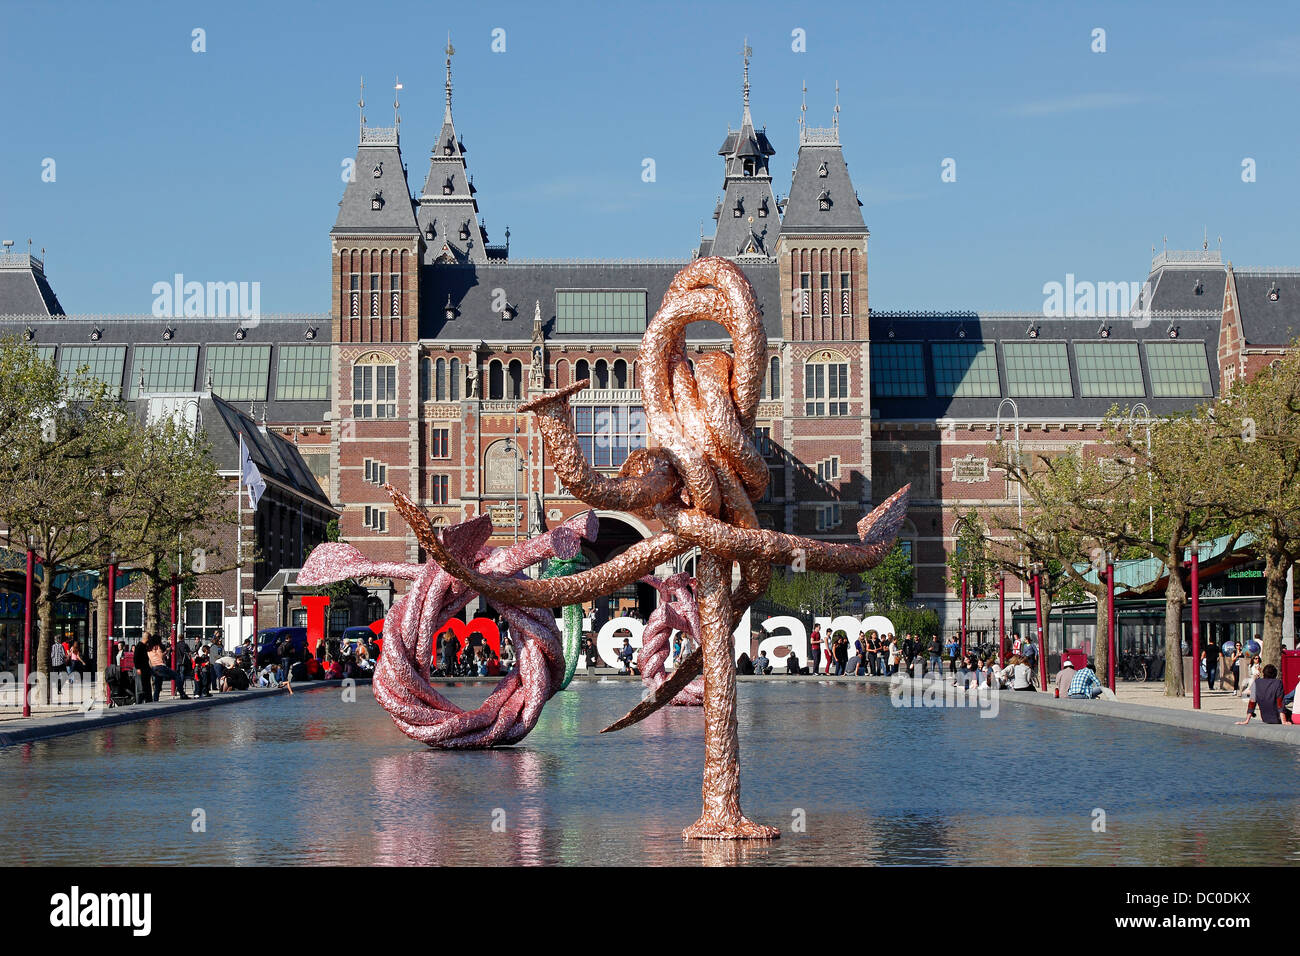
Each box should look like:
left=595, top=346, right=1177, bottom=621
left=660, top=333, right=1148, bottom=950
left=3, top=680, right=1297, bottom=865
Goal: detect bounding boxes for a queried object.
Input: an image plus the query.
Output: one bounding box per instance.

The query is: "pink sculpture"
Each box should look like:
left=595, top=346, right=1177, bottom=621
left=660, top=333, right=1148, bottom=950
left=636, top=573, right=705, bottom=707
left=298, top=510, right=597, bottom=747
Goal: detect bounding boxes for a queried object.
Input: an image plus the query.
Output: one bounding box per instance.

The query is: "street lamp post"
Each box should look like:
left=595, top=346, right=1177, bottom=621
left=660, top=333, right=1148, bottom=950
left=106, top=552, right=117, bottom=707
left=960, top=572, right=968, bottom=656
left=1130, top=403, right=1154, bottom=543
left=1106, top=552, right=1116, bottom=692
left=996, top=398, right=1024, bottom=603
left=170, top=576, right=178, bottom=698
left=1190, top=541, right=1201, bottom=710
left=23, top=537, right=35, bottom=718
left=1032, top=567, right=1046, bottom=689
left=997, top=576, right=1006, bottom=666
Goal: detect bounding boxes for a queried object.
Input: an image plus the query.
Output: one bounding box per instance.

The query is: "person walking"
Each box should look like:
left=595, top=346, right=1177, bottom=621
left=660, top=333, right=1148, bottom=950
left=927, top=634, right=943, bottom=677
left=1201, top=637, right=1221, bottom=691
left=132, top=637, right=153, bottom=703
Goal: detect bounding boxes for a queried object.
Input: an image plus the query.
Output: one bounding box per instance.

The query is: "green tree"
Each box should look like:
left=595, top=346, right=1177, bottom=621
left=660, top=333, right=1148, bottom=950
left=1214, top=347, right=1300, bottom=670
left=763, top=568, right=847, bottom=619
left=861, top=542, right=913, bottom=611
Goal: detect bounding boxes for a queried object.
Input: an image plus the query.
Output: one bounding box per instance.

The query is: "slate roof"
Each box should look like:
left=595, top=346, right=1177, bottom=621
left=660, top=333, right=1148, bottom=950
left=200, top=395, right=334, bottom=508
left=1234, top=270, right=1300, bottom=346
left=782, top=137, right=866, bottom=234
left=418, top=260, right=783, bottom=343
left=0, top=313, right=333, bottom=426
left=866, top=311, right=1224, bottom=421
left=417, top=117, right=488, bottom=263
left=331, top=140, right=419, bottom=236
left=0, top=256, right=64, bottom=315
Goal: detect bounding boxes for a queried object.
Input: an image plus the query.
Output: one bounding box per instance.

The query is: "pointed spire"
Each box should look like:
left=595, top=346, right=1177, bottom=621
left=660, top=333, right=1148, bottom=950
left=444, top=34, right=456, bottom=123
left=800, top=80, right=807, bottom=134
left=393, top=75, right=403, bottom=130
left=833, top=80, right=840, bottom=128
left=358, top=76, right=366, bottom=136
left=740, top=37, right=753, bottom=129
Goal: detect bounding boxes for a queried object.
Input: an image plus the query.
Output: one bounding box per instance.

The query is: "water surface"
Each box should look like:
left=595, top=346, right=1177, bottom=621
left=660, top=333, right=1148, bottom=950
left=2, top=680, right=1296, bottom=865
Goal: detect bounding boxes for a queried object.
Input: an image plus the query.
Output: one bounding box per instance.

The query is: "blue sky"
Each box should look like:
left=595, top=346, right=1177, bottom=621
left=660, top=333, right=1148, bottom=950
left=2, top=0, right=1297, bottom=313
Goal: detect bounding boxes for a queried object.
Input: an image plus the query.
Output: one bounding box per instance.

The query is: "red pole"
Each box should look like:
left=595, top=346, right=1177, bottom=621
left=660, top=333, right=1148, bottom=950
left=1033, top=572, right=1046, bottom=688
left=106, top=562, right=116, bottom=706
left=170, top=577, right=178, bottom=697
left=22, top=548, right=34, bottom=718
left=1190, top=546, right=1201, bottom=710
left=960, top=574, right=968, bottom=656
left=997, top=577, right=1005, bottom=667
left=1106, top=559, right=1116, bottom=692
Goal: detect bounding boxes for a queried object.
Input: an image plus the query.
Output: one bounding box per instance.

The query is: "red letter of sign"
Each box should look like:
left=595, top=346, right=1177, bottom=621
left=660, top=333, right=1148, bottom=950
left=301, top=595, right=331, bottom=658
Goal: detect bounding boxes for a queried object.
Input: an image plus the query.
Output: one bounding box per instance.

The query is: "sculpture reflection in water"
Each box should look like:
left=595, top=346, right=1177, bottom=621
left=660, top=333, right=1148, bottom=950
left=303, top=257, right=908, bottom=839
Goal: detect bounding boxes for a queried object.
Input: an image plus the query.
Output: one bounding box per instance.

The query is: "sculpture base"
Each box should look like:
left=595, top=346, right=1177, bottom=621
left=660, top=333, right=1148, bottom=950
left=682, top=815, right=780, bottom=840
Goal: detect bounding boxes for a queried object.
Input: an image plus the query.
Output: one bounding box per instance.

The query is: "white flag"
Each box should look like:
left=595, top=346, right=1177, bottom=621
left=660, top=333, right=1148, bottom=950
left=240, top=439, right=266, bottom=509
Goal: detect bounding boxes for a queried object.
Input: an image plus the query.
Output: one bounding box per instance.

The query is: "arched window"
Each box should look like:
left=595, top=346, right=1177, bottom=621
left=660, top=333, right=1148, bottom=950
left=449, top=358, right=460, bottom=401
left=768, top=356, right=782, bottom=399
left=594, top=359, right=609, bottom=388
left=489, top=360, right=504, bottom=400
left=804, top=350, right=849, bottom=416
left=352, top=351, right=397, bottom=419
left=507, top=360, right=523, bottom=400
left=613, top=359, right=628, bottom=389
left=434, top=358, right=447, bottom=401
left=419, top=356, right=431, bottom=402
left=575, top=359, right=590, bottom=383
left=555, top=359, right=569, bottom=388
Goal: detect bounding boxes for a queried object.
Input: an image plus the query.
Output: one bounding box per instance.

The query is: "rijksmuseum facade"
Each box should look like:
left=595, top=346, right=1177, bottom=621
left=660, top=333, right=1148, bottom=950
left=2, top=55, right=1298, bottom=642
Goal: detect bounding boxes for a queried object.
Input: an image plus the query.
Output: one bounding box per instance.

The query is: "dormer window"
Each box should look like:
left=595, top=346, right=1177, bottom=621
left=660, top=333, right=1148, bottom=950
left=817, top=190, right=831, bottom=211
left=371, top=191, right=384, bottom=211
left=459, top=221, right=471, bottom=241
left=817, top=161, right=828, bottom=178
left=444, top=295, right=457, bottom=320
left=1194, top=278, right=1204, bottom=295
left=732, top=198, right=744, bottom=218
left=1269, top=283, right=1281, bottom=302
left=501, top=303, right=516, bottom=320
left=758, top=197, right=769, bottom=218
left=372, top=162, right=383, bottom=178
left=442, top=176, right=454, bottom=195
left=424, top=223, right=435, bottom=240
left=443, top=138, right=454, bottom=156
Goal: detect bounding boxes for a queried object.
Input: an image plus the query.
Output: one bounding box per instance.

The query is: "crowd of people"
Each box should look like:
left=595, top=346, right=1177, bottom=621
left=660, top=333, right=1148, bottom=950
left=106, top=628, right=379, bottom=704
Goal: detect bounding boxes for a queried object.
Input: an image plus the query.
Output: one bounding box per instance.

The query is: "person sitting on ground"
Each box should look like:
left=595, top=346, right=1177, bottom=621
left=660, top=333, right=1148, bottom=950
left=219, top=662, right=250, bottom=692
left=1056, top=658, right=1077, bottom=697
left=754, top=650, right=772, bottom=675
left=1005, top=655, right=1035, bottom=691
left=1237, top=663, right=1290, bottom=725
left=786, top=650, right=801, bottom=675
left=1067, top=659, right=1104, bottom=699
left=990, top=658, right=1007, bottom=689
left=323, top=655, right=343, bottom=680
left=736, top=652, right=754, bottom=676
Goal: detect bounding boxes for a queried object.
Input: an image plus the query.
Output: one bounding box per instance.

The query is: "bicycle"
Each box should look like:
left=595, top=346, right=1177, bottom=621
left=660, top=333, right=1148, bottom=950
left=1118, top=653, right=1148, bottom=682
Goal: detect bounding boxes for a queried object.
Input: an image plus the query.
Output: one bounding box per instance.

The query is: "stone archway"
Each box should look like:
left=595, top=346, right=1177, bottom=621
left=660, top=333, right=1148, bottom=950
left=579, top=512, right=657, bottom=626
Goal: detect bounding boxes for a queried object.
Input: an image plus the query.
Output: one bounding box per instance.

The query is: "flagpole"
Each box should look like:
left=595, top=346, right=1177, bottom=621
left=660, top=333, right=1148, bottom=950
left=236, top=431, right=243, bottom=655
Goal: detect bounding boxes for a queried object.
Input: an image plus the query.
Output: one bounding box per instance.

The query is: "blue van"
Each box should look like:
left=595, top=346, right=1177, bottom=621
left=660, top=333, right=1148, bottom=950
left=256, top=626, right=308, bottom=665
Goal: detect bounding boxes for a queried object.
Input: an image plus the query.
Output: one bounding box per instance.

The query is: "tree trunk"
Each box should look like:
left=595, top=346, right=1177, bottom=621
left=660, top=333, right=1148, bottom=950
left=93, top=578, right=108, bottom=702
left=1093, top=595, right=1108, bottom=678
left=143, top=558, right=163, bottom=639
left=34, top=569, right=53, bottom=705
left=1261, top=549, right=1290, bottom=672
left=1163, top=569, right=1186, bottom=697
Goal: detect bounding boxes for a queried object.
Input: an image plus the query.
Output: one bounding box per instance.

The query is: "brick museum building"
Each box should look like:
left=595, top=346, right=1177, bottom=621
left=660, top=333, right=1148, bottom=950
left=2, top=48, right=1297, bottom=664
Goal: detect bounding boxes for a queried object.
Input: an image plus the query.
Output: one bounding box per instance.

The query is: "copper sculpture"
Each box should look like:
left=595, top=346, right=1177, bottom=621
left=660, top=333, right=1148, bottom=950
left=415, top=256, right=910, bottom=838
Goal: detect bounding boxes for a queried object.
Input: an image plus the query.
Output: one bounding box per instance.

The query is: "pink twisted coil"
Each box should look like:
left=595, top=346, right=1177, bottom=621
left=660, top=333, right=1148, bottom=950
left=637, top=573, right=704, bottom=707
left=299, top=508, right=597, bottom=748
